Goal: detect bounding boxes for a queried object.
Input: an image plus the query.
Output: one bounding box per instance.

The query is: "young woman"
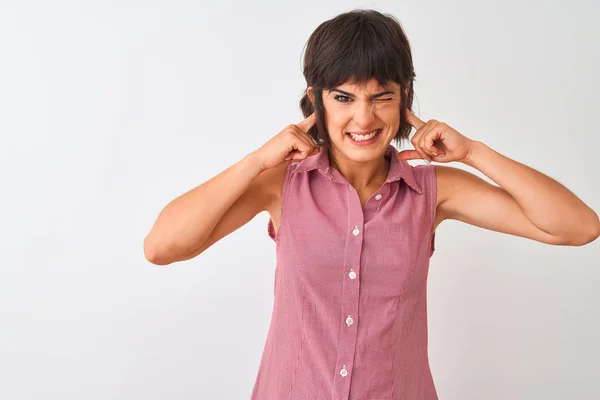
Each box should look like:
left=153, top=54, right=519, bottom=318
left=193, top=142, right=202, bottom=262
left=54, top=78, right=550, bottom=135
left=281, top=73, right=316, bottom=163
left=144, top=9, right=599, bottom=400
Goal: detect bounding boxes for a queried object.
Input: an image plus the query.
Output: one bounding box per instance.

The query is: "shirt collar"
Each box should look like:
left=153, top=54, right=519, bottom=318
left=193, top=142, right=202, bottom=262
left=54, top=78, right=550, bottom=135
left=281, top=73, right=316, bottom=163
left=292, top=141, right=423, bottom=193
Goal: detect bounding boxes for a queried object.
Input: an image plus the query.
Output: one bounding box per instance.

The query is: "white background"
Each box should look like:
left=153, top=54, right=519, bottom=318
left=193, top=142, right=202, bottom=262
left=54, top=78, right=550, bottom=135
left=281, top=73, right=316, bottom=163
left=1, top=0, right=599, bottom=399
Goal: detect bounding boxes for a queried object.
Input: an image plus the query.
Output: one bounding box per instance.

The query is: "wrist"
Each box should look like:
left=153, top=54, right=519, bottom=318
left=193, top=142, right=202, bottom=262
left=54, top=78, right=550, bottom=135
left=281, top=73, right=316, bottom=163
left=243, top=151, right=267, bottom=176
left=463, top=140, right=486, bottom=167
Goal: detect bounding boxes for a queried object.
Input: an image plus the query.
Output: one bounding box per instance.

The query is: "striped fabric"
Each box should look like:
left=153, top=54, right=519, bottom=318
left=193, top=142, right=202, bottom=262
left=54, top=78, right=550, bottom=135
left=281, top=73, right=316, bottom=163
left=251, top=141, right=438, bottom=400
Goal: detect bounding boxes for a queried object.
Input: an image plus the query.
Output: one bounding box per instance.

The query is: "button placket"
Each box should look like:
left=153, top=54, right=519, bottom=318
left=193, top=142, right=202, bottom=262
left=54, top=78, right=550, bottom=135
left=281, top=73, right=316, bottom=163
left=333, top=185, right=364, bottom=400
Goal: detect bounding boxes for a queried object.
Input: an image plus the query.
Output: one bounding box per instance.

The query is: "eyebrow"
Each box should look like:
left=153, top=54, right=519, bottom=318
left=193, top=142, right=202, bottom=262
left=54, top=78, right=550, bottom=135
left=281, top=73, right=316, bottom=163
left=330, top=87, right=396, bottom=98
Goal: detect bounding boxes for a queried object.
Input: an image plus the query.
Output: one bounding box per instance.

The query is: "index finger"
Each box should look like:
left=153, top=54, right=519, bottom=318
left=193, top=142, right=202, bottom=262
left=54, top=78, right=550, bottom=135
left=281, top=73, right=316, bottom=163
left=403, top=108, right=425, bottom=130
left=296, top=112, right=317, bottom=133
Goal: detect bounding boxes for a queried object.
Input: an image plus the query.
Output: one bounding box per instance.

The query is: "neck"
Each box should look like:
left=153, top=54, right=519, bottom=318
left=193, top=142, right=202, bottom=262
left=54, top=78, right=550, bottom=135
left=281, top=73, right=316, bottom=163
left=328, top=147, right=390, bottom=190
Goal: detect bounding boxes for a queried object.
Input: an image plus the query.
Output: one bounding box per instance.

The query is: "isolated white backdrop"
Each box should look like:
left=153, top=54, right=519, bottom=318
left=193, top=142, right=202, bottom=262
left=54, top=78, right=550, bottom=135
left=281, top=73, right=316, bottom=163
left=1, top=0, right=599, bottom=399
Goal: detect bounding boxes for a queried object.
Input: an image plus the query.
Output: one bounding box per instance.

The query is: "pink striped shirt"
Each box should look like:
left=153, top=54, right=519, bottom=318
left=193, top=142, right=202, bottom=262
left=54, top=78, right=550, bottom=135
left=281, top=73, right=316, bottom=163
left=251, top=141, right=438, bottom=400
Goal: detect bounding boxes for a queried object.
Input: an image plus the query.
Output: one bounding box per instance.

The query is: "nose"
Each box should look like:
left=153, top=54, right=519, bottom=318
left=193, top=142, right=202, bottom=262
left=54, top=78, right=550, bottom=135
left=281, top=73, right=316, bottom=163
left=353, top=100, right=376, bottom=129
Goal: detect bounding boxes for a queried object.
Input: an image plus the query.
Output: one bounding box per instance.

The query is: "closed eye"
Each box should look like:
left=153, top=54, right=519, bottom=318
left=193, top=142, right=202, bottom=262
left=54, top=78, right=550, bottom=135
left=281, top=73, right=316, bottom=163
left=334, top=95, right=394, bottom=103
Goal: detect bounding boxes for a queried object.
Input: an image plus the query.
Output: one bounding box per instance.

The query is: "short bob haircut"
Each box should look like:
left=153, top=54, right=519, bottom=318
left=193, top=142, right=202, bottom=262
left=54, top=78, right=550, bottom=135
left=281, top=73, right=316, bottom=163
left=299, top=9, right=417, bottom=149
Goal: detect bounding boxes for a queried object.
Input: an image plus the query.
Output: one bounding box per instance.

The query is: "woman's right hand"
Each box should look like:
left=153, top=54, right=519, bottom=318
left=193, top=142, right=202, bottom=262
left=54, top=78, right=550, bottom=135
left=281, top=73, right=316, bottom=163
left=251, top=112, right=321, bottom=171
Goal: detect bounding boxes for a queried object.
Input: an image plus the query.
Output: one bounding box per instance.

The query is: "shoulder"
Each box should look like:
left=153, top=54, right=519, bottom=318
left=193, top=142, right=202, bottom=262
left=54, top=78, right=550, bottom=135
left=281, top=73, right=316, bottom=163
left=407, top=162, right=437, bottom=194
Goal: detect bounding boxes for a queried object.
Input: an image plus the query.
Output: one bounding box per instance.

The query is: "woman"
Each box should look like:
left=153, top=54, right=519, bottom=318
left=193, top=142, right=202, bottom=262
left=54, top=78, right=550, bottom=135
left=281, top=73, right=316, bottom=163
left=143, top=9, right=599, bottom=400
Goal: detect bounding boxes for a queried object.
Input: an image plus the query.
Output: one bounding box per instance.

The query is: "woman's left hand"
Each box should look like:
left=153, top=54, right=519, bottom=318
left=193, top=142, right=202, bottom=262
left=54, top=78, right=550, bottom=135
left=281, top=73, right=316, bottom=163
left=397, top=109, right=475, bottom=163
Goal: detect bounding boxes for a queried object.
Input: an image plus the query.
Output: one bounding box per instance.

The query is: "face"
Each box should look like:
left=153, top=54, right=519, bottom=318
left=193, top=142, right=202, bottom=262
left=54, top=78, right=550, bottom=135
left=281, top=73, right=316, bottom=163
left=308, top=78, right=405, bottom=162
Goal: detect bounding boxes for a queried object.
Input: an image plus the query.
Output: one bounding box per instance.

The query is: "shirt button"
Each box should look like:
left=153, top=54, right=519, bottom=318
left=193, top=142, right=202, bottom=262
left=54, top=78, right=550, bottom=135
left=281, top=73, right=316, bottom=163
left=340, top=367, right=348, bottom=377
left=375, top=194, right=382, bottom=200
left=346, top=315, right=354, bottom=326
left=349, top=270, right=357, bottom=279
left=352, top=227, right=360, bottom=236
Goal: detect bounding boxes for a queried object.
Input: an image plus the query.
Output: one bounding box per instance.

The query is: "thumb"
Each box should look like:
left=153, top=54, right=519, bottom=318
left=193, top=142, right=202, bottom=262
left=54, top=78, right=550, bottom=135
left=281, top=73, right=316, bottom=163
left=396, top=149, right=421, bottom=161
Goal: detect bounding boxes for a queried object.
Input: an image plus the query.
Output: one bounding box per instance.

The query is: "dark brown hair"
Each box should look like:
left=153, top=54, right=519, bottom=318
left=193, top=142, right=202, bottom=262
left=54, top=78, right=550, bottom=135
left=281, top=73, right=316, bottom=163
left=299, top=9, right=417, bottom=148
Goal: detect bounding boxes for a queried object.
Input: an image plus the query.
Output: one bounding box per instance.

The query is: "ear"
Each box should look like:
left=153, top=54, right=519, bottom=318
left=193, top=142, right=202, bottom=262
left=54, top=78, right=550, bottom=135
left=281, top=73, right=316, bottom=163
left=307, top=86, right=315, bottom=105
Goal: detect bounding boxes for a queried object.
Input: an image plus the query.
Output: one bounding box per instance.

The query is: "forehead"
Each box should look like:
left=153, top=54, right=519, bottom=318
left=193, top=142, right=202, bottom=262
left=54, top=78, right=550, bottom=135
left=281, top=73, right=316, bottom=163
left=332, top=78, right=400, bottom=93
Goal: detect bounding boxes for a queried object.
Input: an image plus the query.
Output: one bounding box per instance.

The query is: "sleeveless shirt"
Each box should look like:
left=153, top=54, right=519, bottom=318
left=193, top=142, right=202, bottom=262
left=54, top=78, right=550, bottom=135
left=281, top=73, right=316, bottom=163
left=251, top=141, right=438, bottom=400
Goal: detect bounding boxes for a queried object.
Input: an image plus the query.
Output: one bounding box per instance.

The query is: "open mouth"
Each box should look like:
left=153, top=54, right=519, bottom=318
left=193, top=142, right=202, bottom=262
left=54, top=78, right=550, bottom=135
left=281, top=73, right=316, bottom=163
left=346, top=129, right=382, bottom=144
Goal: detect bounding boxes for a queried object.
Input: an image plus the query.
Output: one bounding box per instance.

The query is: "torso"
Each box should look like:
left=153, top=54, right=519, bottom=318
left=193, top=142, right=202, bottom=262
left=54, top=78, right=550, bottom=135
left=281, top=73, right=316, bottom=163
left=254, top=153, right=442, bottom=399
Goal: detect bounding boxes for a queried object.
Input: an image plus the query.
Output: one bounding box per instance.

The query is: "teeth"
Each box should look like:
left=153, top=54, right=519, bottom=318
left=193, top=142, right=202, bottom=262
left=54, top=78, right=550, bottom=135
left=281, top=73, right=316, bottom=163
left=349, top=130, right=379, bottom=141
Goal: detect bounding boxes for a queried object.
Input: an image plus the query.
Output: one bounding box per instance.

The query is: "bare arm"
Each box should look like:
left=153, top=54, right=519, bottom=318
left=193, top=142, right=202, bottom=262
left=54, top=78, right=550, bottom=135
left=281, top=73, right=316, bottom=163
left=436, top=142, right=600, bottom=246
left=143, top=152, right=279, bottom=265
left=398, top=110, right=599, bottom=246
left=143, top=112, right=318, bottom=265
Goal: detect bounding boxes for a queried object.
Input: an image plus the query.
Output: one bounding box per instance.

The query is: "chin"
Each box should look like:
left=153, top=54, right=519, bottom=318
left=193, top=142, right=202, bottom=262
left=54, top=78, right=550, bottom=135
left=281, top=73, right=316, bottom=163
left=343, top=143, right=388, bottom=163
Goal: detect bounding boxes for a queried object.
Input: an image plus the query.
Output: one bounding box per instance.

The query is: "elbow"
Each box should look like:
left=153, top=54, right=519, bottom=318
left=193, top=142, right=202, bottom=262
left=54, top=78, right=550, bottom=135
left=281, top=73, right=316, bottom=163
left=582, top=213, right=600, bottom=245
left=144, top=233, right=202, bottom=265
left=570, top=219, right=600, bottom=247
left=584, top=220, right=600, bottom=245
left=143, top=236, right=174, bottom=266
